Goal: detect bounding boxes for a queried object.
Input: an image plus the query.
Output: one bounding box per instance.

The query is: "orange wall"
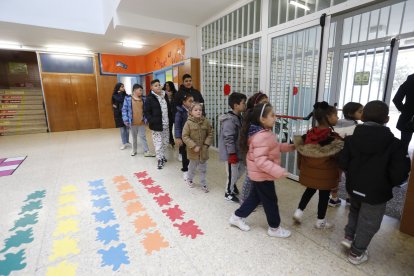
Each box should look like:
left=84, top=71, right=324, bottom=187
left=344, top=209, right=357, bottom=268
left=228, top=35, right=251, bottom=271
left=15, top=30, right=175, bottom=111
left=100, top=39, right=185, bottom=75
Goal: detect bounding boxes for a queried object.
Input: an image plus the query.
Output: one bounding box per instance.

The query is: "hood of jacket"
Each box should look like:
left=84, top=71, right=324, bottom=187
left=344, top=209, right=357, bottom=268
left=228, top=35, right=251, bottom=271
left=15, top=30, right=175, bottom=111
left=294, top=135, right=343, bottom=158
left=219, top=111, right=242, bottom=125
left=348, top=123, right=395, bottom=155
left=187, top=115, right=205, bottom=124
left=248, top=124, right=264, bottom=138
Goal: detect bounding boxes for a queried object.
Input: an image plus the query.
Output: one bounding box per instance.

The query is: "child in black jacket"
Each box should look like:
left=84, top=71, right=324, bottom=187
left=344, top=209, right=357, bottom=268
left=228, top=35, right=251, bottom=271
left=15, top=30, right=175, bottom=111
left=339, top=100, right=411, bottom=265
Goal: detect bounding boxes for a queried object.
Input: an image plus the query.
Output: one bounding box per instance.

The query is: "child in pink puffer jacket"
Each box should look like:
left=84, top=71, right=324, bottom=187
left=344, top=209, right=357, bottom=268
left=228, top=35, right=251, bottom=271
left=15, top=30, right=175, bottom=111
left=229, top=103, right=295, bottom=238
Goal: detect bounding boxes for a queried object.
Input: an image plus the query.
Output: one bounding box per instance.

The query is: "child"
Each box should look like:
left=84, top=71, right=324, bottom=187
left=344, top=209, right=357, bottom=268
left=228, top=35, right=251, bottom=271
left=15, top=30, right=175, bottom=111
left=163, top=81, right=178, bottom=147
left=175, top=93, right=194, bottom=181
left=339, top=100, right=410, bottom=265
left=218, top=92, right=247, bottom=203
left=182, top=102, right=213, bottom=192
left=122, top=84, right=155, bottom=157
left=329, top=101, right=363, bottom=207
left=144, top=79, right=173, bottom=169
left=240, top=92, right=269, bottom=204
left=229, top=103, right=295, bottom=238
left=293, top=101, right=343, bottom=229
left=112, top=82, right=130, bottom=149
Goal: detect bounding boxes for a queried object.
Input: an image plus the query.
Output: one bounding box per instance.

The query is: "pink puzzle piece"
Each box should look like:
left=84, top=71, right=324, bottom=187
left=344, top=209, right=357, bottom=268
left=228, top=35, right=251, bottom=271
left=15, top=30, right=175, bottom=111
left=162, top=205, right=185, bottom=222
left=173, top=220, right=204, bottom=239
left=134, top=171, right=148, bottom=179
left=154, top=194, right=172, bottom=207
left=139, top=178, right=155, bottom=186
left=145, top=185, right=164, bottom=195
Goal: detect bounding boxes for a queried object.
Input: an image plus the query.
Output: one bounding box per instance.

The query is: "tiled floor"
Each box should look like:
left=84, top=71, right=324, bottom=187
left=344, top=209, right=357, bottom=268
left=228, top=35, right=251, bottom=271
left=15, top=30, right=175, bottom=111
left=0, top=129, right=413, bottom=275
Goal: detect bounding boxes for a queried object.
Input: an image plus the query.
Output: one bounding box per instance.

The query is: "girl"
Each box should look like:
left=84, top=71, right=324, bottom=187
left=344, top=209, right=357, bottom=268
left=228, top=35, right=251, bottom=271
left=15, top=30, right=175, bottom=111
left=240, top=92, right=269, bottom=204
left=175, top=93, right=194, bottom=182
left=229, top=103, right=295, bottom=238
left=182, top=102, right=213, bottom=192
left=163, top=81, right=178, bottom=147
left=112, top=83, right=130, bottom=150
left=329, top=102, right=363, bottom=207
left=293, top=101, right=343, bottom=229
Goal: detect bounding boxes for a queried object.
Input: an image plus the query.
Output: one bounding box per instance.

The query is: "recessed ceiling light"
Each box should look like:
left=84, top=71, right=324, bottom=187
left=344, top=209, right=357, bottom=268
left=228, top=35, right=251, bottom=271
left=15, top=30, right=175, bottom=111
left=289, top=1, right=310, bottom=11
left=121, top=41, right=143, bottom=48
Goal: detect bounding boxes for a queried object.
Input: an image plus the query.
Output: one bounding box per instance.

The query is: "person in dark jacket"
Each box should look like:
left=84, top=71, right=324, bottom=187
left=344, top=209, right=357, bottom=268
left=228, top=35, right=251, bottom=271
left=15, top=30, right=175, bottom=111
left=174, top=74, right=204, bottom=112
left=144, top=79, right=173, bottom=169
left=112, top=82, right=130, bottom=149
left=163, top=81, right=178, bottom=147
left=393, top=73, right=414, bottom=153
left=339, top=100, right=411, bottom=265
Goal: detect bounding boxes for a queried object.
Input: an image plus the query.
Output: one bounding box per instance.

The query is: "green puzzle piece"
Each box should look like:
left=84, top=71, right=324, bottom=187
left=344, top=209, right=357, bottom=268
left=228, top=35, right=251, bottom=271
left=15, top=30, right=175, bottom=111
left=18, top=201, right=42, bottom=215
left=24, top=190, right=46, bottom=202
left=0, top=228, right=34, bottom=253
left=0, top=249, right=27, bottom=275
left=10, top=213, right=39, bottom=231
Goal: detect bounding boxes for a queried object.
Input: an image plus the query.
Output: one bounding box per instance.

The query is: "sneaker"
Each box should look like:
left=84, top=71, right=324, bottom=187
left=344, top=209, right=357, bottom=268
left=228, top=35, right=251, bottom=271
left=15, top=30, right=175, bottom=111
left=233, top=185, right=240, bottom=195
left=162, top=157, right=167, bottom=163
left=315, top=218, right=334, bottom=229
left=144, top=151, right=155, bottom=157
left=328, top=198, right=341, bottom=207
left=187, top=179, right=194, bottom=188
left=182, top=171, right=188, bottom=181
left=348, top=250, right=368, bottom=265
left=229, top=214, right=250, bottom=231
left=201, top=185, right=209, bottom=193
left=293, top=209, right=303, bottom=223
left=178, top=153, right=182, bottom=162
left=157, top=159, right=163, bottom=170
left=225, top=193, right=240, bottom=203
left=346, top=198, right=351, bottom=206
left=125, top=142, right=132, bottom=147
left=268, top=226, right=291, bottom=238
left=341, top=236, right=353, bottom=249
left=131, top=151, right=137, bottom=156
left=120, top=144, right=127, bottom=150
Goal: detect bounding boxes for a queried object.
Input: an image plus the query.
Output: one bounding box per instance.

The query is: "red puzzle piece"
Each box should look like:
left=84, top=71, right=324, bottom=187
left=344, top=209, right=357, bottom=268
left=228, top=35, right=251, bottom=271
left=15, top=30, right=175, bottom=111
left=139, top=178, right=155, bottom=187
left=145, top=185, right=164, bottom=195
left=173, top=220, right=204, bottom=239
left=162, top=205, right=185, bottom=222
left=154, top=194, right=172, bottom=207
left=134, top=171, right=148, bottom=179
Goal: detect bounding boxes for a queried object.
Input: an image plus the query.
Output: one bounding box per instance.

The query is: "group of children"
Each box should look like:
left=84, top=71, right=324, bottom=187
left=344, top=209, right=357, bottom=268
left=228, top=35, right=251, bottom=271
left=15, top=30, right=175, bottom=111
left=113, top=80, right=411, bottom=265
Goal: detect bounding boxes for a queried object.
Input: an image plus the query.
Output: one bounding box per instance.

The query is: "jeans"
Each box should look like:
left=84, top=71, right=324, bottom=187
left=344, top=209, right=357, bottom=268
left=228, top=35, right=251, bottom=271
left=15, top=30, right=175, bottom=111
left=120, top=126, right=130, bottom=145
left=298, top=188, right=330, bottom=219
left=130, top=125, right=149, bottom=153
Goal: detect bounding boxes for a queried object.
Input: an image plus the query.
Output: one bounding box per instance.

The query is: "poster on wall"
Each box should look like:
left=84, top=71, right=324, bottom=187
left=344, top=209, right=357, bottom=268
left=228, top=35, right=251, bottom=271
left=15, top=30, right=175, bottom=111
left=8, top=62, right=28, bottom=74
left=353, top=71, right=370, bottom=85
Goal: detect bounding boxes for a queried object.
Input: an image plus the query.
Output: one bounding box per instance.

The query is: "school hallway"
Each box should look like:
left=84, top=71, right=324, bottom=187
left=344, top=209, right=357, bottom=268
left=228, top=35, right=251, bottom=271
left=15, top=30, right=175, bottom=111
left=0, top=128, right=413, bottom=276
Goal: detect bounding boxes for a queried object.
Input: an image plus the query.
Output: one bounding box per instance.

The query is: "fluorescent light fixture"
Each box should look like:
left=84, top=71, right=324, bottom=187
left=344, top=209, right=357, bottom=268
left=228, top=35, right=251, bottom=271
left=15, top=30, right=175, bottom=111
left=46, top=45, right=92, bottom=54
left=289, top=1, right=310, bottom=11
left=121, top=41, right=143, bottom=48
left=50, top=54, right=88, bottom=60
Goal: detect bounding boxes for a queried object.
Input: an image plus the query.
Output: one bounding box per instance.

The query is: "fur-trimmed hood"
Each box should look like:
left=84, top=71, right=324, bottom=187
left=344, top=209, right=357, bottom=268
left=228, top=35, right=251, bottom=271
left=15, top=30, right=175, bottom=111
left=293, top=135, right=344, bottom=158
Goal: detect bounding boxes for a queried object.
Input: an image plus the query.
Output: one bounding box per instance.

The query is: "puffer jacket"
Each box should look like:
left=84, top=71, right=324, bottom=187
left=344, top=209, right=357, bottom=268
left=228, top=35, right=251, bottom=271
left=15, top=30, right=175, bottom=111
left=294, top=132, right=344, bottom=190
left=218, top=111, right=243, bottom=161
left=182, top=116, right=213, bottom=161
left=174, top=105, right=188, bottom=139
left=122, top=95, right=146, bottom=125
left=247, top=125, right=295, bottom=181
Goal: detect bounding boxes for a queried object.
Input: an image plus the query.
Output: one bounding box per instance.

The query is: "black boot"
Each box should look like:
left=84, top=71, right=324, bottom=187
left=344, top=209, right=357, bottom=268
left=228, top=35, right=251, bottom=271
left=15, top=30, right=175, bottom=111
left=157, top=159, right=163, bottom=170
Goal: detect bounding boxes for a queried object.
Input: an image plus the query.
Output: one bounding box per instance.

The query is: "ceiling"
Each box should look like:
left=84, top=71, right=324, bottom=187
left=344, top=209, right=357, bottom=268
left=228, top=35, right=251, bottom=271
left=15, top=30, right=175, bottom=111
left=0, top=0, right=240, bottom=56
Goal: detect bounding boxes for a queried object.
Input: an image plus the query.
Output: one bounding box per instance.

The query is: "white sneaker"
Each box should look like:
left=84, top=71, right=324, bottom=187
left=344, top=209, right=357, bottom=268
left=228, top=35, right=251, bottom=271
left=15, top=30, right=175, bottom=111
left=178, top=153, right=182, bottom=162
left=120, top=144, right=127, bottom=150
left=293, top=209, right=303, bottom=223
left=315, top=218, right=334, bottom=229
left=125, top=142, right=132, bottom=147
left=131, top=151, right=137, bottom=156
left=187, top=179, right=194, bottom=188
left=229, top=214, right=250, bottom=231
left=201, top=185, right=209, bottom=193
left=183, top=171, right=188, bottom=181
left=268, top=226, right=291, bottom=238
left=341, top=236, right=353, bottom=249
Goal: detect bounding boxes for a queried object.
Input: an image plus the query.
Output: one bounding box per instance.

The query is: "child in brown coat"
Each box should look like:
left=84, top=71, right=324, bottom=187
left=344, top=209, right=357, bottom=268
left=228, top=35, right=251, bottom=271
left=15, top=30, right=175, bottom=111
left=182, top=103, right=214, bottom=192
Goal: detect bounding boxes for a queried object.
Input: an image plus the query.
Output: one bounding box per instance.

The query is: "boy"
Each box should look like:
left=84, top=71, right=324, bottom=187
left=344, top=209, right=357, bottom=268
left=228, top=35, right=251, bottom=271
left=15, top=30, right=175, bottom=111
left=175, top=74, right=204, bottom=109
left=122, top=84, right=154, bottom=157
left=218, top=92, right=247, bottom=203
left=339, top=100, right=410, bottom=265
left=144, top=79, right=173, bottom=169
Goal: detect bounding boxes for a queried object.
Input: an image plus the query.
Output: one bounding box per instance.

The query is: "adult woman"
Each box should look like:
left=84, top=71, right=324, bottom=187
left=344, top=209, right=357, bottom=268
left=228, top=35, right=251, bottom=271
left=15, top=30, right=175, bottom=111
left=112, top=82, right=130, bottom=149
left=163, top=81, right=178, bottom=147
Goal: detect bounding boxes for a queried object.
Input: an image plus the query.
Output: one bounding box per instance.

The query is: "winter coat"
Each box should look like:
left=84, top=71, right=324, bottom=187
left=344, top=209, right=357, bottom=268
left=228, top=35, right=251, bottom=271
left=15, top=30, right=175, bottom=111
left=218, top=111, right=243, bottom=161
left=175, top=105, right=188, bottom=139
left=293, top=133, right=344, bottom=190
left=175, top=85, right=204, bottom=106
left=182, top=116, right=213, bottom=161
left=144, top=91, right=172, bottom=131
left=247, top=125, right=295, bottom=181
left=393, top=74, right=414, bottom=132
left=112, top=91, right=127, bottom=128
left=122, top=95, right=146, bottom=125
left=339, top=123, right=411, bottom=204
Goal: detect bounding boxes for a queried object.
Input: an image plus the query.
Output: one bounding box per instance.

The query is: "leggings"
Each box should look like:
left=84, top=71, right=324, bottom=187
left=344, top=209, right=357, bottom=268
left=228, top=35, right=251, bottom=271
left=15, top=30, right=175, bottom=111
left=298, top=188, right=330, bottom=219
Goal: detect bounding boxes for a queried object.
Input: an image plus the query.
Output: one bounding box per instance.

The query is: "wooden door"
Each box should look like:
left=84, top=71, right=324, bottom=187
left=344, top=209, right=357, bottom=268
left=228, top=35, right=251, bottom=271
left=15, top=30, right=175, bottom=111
left=70, top=75, right=100, bottom=130
left=42, top=74, right=78, bottom=131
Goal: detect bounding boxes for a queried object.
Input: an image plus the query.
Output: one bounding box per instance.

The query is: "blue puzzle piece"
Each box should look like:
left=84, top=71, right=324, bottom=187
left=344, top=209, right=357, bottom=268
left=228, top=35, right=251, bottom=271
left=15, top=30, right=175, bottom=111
left=19, top=200, right=42, bottom=215
left=90, top=187, right=108, bottom=198
left=0, top=228, right=33, bottom=253
left=97, top=243, right=130, bottom=271
left=88, top=179, right=104, bottom=188
left=24, top=190, right=46, bottom=202
left=0, top=249, right=27, bottom=275
left=92, top=197, right=111, bottom=209
left=96, top=224, right=120, bottom=245
left=93, top=209, right=116, bottom=224
left=10, top=213, right=39, bottom=231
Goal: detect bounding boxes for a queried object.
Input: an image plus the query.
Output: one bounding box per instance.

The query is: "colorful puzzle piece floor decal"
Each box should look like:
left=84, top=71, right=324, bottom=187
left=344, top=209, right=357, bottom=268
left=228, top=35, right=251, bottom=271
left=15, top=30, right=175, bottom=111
left=0, top=156, right=26, bottom=177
